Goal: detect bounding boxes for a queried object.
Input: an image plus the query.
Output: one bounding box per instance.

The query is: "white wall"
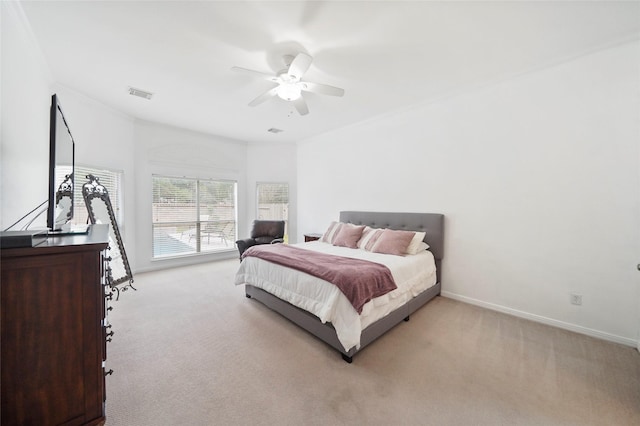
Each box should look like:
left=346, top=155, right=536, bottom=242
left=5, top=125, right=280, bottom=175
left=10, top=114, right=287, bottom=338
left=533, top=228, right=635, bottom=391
left=245, top=143, right=297, bottom=243
left=1, top=2, right=54, bottom=229
left=297, top=41, right=640, bottom=346
left=133, top=120, right=249, bottom=272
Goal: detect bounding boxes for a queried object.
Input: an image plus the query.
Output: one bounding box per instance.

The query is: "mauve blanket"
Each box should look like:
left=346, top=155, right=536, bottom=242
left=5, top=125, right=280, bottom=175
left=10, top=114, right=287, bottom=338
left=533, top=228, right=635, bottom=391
left=242, top=244, right=397, bottom=314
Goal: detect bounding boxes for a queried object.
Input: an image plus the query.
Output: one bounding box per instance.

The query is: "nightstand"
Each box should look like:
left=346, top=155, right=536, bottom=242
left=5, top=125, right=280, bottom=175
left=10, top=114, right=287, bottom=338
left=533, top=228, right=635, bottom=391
left=304, top=233, right=322, bottom=242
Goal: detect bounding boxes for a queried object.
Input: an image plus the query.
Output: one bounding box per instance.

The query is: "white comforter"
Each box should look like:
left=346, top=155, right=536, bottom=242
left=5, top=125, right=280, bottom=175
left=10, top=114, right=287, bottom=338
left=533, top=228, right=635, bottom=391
left=234, top=241, right=437, bottom=352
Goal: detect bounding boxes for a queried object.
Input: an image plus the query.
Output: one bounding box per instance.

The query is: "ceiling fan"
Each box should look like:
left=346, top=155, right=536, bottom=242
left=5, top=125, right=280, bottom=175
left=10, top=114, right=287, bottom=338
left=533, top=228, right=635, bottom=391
left=231, top=52, right=345, bottom=116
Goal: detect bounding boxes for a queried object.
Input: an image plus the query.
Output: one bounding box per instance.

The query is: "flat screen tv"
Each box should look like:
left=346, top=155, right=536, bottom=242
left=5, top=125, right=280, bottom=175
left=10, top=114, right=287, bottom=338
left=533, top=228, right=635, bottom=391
left=47, top=94, right=75, bottom=231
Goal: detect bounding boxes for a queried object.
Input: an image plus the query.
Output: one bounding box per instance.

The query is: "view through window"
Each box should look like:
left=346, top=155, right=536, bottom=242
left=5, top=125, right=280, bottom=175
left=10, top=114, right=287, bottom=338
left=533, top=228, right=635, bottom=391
left=257, top=182, right=289, bottom=242
left=56, top=165, right=123, bottom=227
left=152, top=175, right=237, bottom=258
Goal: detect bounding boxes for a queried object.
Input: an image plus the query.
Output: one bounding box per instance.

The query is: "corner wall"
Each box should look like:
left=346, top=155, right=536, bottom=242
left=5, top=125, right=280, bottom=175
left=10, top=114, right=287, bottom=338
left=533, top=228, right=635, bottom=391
left=1, top=2, right=53, bottom=229
left=297, top=41, right=640, bottom=345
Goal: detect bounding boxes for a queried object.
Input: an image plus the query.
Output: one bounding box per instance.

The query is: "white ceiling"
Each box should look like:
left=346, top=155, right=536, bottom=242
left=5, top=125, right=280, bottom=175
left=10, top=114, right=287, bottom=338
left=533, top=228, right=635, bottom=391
left=19, top=1, right=640, bottom=144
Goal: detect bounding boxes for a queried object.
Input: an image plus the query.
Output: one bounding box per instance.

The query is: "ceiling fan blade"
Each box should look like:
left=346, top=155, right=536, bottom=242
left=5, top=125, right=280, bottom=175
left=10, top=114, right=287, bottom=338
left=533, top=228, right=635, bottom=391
left=287, top=53, right=313, bottom=80
left=231, top=66, right=279, bottom=83
left=300, top=81, right=345, bottom=97
left=248, top=86, right=279, bottom=106
left=293, top=96, right=309, bottom=116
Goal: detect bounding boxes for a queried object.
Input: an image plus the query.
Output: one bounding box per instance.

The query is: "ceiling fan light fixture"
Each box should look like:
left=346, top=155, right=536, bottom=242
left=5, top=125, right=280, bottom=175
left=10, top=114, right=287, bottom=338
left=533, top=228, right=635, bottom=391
left=276, top=83, right=301, bottom=101
left=232, top=52, right=344, bottom=115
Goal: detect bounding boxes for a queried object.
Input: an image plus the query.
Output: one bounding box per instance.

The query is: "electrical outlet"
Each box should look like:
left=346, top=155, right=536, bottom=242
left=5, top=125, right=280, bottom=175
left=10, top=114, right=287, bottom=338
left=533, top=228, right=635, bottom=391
left=570, top=293, right=582, bottom=306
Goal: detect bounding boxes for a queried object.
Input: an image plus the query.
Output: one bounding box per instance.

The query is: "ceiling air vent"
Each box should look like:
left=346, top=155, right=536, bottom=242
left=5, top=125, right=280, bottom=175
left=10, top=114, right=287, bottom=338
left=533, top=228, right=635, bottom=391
left=267, top=128, right=284, bottom=134
left=128, top=86, right=153, bottom=100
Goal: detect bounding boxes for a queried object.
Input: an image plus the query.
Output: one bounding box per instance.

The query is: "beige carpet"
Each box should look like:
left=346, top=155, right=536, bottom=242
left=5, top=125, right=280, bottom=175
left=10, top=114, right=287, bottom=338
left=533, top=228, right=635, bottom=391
left=105, top=259, right=640, bottom=425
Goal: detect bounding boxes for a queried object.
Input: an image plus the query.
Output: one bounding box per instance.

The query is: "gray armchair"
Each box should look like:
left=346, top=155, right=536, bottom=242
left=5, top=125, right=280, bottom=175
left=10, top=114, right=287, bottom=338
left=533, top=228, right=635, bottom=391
left=236, top=220, right=285, bottom=260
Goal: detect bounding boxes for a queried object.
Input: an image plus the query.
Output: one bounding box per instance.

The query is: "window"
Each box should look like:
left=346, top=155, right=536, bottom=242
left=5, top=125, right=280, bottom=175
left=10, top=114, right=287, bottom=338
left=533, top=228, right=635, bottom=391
left=152, top=175, right=237, bottom=258
left=56, top=165, right=123, bottom=226
left=256, top=182, right=289, bottom=242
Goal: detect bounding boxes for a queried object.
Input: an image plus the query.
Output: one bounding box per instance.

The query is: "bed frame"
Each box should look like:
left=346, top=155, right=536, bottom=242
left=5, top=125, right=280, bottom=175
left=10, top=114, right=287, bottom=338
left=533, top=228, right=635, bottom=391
left=244, top=211, right=444, bottom=363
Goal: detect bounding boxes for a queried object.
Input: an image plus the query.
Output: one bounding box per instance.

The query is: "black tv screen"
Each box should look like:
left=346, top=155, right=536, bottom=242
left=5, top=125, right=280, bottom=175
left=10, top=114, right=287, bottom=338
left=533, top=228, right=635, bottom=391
left=47, top=94, right=75, bottom=231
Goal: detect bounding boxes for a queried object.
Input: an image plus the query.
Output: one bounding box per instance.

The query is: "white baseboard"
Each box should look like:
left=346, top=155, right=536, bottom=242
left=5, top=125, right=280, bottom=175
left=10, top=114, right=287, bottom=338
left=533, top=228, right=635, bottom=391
left=135, top=251, right=238, bottom=274
left=440, top=291, right=637, bottom=348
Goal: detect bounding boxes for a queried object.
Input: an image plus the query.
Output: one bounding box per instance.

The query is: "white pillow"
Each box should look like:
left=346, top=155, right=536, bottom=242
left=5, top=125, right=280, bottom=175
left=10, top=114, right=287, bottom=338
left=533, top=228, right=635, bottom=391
left=405, top=231, right=429, bottom=255
left=408, top=242, right=430, bottom=255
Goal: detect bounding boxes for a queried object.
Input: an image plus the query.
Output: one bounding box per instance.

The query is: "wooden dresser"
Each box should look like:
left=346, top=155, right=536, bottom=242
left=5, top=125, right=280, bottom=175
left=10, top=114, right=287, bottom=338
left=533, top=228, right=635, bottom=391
left=1, top=225, right=111, bottom=426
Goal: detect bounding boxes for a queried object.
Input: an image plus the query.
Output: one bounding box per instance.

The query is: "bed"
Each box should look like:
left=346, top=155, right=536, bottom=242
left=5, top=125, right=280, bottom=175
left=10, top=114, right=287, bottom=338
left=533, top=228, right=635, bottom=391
left=234, top=211, right=444, bottom=362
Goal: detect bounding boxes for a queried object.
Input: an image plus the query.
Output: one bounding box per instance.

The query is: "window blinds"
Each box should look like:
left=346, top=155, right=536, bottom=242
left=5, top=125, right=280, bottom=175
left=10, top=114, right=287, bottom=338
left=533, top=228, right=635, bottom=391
left=152, top=175, right=237, bottom=258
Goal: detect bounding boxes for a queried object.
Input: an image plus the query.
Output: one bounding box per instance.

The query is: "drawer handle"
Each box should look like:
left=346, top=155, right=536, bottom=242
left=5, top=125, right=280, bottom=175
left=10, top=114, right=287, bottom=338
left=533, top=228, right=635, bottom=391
left=106, top=330, right=114, bottom=338
left=104, top=369, right=114, bottom=376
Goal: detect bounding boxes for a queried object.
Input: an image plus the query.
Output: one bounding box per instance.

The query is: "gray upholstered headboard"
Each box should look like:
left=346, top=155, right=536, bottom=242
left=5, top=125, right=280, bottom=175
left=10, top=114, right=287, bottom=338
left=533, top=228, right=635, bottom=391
left=339, top=211, right=444, bottom=282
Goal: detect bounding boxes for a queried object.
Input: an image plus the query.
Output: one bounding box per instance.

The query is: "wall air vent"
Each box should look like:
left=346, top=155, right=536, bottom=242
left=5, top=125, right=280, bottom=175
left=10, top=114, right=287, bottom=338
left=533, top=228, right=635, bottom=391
left=267, top=128, right=283, bottom=134
left=128, top=86, right=154, bottom=100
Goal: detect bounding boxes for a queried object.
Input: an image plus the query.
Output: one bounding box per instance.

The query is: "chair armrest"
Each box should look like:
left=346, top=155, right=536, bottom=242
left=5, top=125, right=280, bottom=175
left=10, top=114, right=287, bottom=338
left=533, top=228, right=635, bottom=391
left=236, top=238, right=257, bottom=256
left=270, top=238, right=284, bottom=244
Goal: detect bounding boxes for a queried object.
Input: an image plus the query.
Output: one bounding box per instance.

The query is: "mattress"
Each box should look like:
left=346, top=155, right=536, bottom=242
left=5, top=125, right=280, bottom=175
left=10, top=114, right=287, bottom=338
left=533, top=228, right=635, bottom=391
left=234, top=241, right=437, bottom=352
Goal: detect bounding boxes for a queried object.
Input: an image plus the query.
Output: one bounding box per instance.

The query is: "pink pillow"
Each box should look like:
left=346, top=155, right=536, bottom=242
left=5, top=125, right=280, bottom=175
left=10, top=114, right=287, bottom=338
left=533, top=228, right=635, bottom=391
left=371, top=229, right=416, bottom=256
left=333, top=224, right=365, bottom=248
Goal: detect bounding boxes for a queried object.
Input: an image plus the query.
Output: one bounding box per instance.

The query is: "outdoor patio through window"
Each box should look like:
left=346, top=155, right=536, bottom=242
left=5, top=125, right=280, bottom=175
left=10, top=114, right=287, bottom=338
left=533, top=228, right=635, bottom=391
left=152, top=175, right=237, bottom=258
left=257, top=182, right=289, bottom=242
